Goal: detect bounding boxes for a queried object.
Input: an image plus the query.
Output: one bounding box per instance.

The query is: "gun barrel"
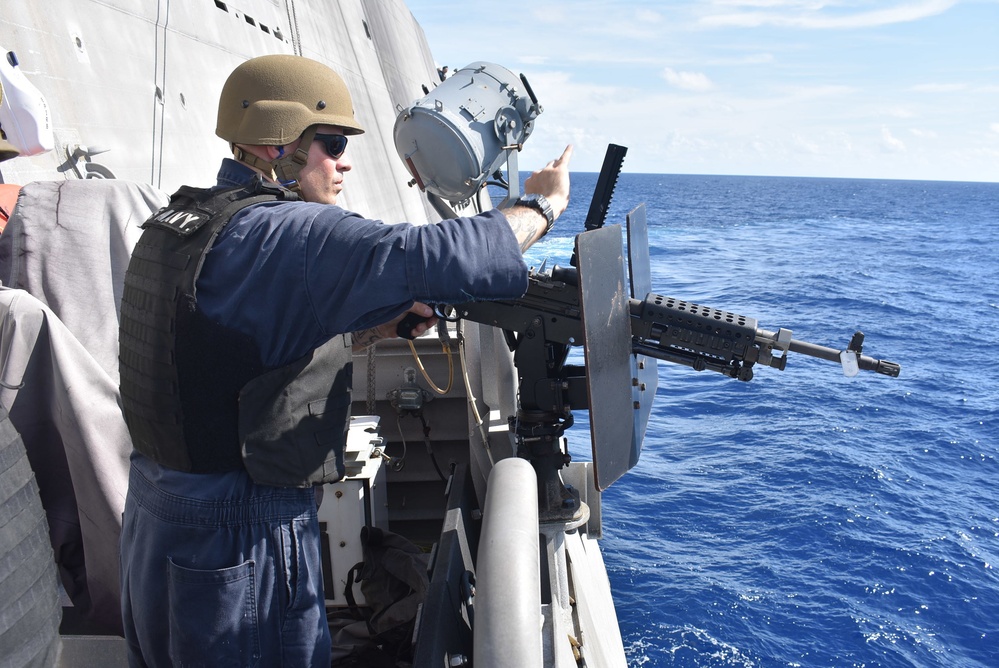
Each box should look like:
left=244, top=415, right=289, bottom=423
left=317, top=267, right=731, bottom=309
left=759, top=330, right=901, bottom=378
left=784, top=336, right=840, bottom=363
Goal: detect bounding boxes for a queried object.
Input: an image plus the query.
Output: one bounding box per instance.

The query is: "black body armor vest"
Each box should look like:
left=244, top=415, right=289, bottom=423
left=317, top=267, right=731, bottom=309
left=119, top=180, right=352, bottom=487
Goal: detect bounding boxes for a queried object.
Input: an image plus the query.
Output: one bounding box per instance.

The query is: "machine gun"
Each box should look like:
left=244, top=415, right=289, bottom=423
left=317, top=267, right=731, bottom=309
left=392, top=72, right=900, bottom=521
left=445, top=144, right=900, bottom=521
left=458, top=265, right=899, bottom=385
left=450, top=251, right=900, bottom=515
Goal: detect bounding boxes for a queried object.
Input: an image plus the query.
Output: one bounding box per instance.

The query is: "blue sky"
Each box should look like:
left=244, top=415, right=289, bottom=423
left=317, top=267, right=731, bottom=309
left=405, top=1, right=999, bottom=182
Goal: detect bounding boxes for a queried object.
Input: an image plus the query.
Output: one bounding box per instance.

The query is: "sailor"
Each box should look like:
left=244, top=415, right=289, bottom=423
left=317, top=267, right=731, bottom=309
left=117, top=54, right=572, bottom=667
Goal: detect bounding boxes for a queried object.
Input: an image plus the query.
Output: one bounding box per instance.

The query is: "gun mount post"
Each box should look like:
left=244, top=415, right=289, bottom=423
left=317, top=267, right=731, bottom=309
left=507, top=310, right=585, bottom=523
left=459, top=223, right=642, bottom=504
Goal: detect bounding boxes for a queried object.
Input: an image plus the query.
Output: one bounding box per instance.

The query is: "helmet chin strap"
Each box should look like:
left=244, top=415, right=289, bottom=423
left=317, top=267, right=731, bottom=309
left=231, top=126, right=318, bottom=194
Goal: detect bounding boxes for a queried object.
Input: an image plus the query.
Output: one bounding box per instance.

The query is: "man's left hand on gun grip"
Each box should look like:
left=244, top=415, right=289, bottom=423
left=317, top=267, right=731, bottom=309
left=394, top=302, right=437, bottom=340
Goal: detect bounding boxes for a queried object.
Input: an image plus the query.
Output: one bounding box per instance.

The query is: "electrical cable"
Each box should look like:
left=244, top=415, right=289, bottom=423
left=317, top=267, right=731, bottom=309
left=406, top=323, right=454, bottom=395
left=392, top=416, right=409, bottom=471
left=418, top=414, right=447, bottom=482
left=457, top=319, right=494, bottom=466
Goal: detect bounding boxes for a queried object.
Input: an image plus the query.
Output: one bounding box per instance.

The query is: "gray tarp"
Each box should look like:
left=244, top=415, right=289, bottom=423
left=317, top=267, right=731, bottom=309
left=0, top=180, right=168, bottom=634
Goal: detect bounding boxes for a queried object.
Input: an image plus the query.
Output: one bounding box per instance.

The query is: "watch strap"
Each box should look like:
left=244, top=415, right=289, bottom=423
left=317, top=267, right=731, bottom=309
left=514, top=193, right=555, bottom=236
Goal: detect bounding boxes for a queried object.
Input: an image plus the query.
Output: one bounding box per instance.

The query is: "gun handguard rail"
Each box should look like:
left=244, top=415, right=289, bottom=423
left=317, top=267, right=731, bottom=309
left=630, top=292, right=900, bottom=380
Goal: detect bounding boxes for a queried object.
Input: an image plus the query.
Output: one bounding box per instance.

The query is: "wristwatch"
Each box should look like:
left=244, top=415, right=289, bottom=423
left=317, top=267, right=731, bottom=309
left=514, top=193, right=555, bottom=237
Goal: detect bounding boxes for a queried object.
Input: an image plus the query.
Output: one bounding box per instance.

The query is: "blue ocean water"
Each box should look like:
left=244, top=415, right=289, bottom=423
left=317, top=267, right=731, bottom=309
left=526, top=173, right=999, bottom=667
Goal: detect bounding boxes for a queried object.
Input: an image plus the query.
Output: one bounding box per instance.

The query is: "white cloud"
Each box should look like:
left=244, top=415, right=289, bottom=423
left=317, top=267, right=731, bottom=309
left=531, top=7, right=570, bottom=23
left=737, top=52, right=776, bottom=65
left=911, top=83, right=967, bottom=93
left=700, top=0, right=959, bottom=29
left=778, top=84, right=856, bottom=100
left=792, top=132, right=822, bottom=154
left=662, top=67, right=715, bottom=92
left=883, top=106, right=916, bottom=119
left=880, top=127, right=907, bottom=152
left=405, top=0, right=999, bottom=181
left=529, top=4, right=672, bottom=42
left=635, top=9, right=664, bottom=24
left=711, top=0, right=829, bottom=7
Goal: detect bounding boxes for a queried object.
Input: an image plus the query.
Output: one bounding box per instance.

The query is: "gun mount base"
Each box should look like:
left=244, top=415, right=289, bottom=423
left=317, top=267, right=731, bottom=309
left=514, top=410, right=585, bottom=523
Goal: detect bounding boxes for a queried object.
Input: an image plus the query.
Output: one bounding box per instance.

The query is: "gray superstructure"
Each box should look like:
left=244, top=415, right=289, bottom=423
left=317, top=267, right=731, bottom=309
left=3, top=0, right=441, bottom=225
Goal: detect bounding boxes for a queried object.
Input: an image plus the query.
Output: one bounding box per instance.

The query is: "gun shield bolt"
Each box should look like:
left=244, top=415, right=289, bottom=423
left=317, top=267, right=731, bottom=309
left=334, top=490, right=343, bottom=499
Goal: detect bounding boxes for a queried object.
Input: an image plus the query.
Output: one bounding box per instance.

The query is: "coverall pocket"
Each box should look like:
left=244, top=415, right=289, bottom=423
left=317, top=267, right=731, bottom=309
left=167, top=557, right=260, bottom=667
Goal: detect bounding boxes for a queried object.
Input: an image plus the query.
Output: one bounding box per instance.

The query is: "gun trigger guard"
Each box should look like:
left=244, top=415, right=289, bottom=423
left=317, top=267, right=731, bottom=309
left=433, top=303, right=459, bottom=322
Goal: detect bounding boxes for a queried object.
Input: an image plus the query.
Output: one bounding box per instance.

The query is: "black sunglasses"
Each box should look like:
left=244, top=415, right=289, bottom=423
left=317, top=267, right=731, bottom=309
left=314, top=133, right=348, bottom=159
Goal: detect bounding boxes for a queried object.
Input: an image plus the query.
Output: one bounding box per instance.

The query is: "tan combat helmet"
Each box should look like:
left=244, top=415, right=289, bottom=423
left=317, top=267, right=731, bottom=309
left=216, top=54, right=364, bottom=187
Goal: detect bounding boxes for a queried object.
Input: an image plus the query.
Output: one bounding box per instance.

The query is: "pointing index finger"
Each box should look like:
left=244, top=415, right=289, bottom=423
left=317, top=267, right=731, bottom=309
left=554, top=145, right=574, bottom=167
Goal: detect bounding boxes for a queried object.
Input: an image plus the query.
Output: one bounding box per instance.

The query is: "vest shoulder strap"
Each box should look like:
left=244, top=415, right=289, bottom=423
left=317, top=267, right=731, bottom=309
left=141, top=178, right=298, bottom=237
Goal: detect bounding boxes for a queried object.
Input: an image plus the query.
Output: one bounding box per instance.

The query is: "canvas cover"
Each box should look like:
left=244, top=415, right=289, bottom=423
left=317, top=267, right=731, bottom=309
left=0, top=179, right=168, bottom=633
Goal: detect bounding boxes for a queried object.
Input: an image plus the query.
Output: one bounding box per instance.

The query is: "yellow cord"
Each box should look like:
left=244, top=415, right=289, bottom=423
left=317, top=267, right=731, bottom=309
left=407, top=337, right=453, bottom=395
left=457, top=320, right=495, bottom=465
left=407, top=322, right=495, bottom=465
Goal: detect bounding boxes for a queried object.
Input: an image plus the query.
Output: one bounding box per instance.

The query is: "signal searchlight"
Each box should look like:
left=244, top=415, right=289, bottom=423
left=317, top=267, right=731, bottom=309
left=393, top=62, right=542, bottom=206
